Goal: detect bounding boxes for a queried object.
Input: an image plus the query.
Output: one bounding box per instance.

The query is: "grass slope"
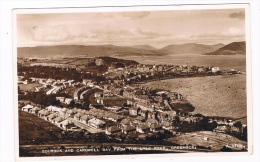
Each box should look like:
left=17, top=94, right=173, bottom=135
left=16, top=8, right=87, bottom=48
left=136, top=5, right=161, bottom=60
left=205, top=41, right=246, bottom=55
left=144, top=75, right=247, bottom=123
left=160, top=43, right=224, bottom=54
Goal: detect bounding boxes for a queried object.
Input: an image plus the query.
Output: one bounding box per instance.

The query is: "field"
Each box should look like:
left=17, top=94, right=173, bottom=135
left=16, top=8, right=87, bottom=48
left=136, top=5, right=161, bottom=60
left=19, top=110, right=62, bottom=145
left=167, top=131, right=247, bottom=151
left=19, top=83, right=42, bottom=91
left=144, top=74, right=247, bottom=123
left=27, top=58, right=93, bottom=67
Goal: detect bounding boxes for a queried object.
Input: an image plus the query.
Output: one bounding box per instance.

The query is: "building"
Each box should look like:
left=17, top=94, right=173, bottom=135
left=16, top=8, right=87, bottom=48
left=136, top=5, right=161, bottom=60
left=212, top=67, right=221, bottom=73
left=146, top=118, right=158, bottom=126
left=64, top=98, right=73, bottom=105
left=46, top=105, right=61, bottom=112
left=80, top=115, right=89, bottom=124
left=38, top=109, right=50, bottom=118
left=59, top=119, right=74, bottom=131
left=213, top=125, right=229, bottom=133
left=73, top=86, right=89, bottom=100
left=161, top=121, right=174, bottom=130
left=147, top=111, right=158, bottom=120
left=122, top=125, right=136, bottom=134
left=100, top=96, right=127, bottom=107
left=53, top=116, right=66, bottom=125
left=22, top=104, right=34, bottom=112
left=105, top=113, right=124, bottom=122
left=60, top=108, right=67, bottom=116
left=150, top=123, right=162, bottom=132
left=29, top=106, right=41, bottom=114
left=120, top=118, right=133, bottom=128
left=82, top=79, right=93, bottom=85
left=105, top=126, right=121, bottom=135
left=74, top=112, right=82, bottom=121
left=95, top=58, right=104, bottom=66
left=129, top=107, right=139, bottom=116
left=133, top=116, right=146, bottom=123
left=66, top=109, right=77, bottom=116
left=56, top=97, right=65, bottom=102
left=46, top=113, right=59, bottom=122
left=88, top=118, right=105, bottom=129
left=136, top=123, right=150, bottom=133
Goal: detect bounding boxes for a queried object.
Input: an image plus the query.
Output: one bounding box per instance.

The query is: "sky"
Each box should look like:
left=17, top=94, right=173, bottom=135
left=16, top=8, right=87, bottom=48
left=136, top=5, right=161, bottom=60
left=16, top=8, right=245, bottom=48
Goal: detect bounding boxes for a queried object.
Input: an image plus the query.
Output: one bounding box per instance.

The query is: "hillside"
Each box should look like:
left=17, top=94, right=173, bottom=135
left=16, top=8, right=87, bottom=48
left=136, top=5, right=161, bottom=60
left=204, top=41, right=246, bottom=55
left=17, top=45, right=165, bottom=58
left=131, top=45, right=158, bottom=50
left=160, top=43, right=224, bottom=54
left=95, top=56, right=139, bottom=67
left=17, top=43, right=229, bottom=58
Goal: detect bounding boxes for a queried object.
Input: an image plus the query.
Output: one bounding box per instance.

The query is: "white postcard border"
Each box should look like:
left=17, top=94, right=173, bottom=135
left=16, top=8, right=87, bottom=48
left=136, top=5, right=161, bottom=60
left=12, top=3, right=252, bottom=161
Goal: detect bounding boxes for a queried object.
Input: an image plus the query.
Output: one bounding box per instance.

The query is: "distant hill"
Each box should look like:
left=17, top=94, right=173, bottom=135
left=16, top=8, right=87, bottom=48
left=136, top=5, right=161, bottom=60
left=17, top=43, right=229, bottom=58
left=131, top=45, right=158, bottom=50
left=17, top=45, right=165, bottom=58
left=160, top=43, right=225, bottom=54
left=204, top=41, right=246, bottom=55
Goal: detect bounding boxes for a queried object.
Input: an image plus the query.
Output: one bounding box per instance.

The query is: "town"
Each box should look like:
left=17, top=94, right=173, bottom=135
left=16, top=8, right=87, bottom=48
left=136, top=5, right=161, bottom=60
left=18, top=56, right=247, bottom=154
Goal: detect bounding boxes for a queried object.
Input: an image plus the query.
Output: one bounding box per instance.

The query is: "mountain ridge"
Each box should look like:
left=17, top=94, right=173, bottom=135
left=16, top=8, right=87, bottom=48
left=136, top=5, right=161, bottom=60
left=17, top=43, right=228, bottom=58
left=17, top=44, right=164, bottom=58
left=204, top=41, right=246, bottom=55
left=160, top=43, right=225, bottom=54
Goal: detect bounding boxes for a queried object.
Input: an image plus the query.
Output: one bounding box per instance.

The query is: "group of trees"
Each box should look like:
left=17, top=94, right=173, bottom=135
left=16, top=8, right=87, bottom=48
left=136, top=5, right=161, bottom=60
left=18, top=65, right=106, bottom=83
left=21, top=91, right=60, bottom=106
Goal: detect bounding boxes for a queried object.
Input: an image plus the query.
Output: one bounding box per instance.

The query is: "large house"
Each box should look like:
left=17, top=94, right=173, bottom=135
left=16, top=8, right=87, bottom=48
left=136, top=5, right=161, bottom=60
left=59, top=118, right=74, bottom=131
left=88, top=118, right=105, bottom=129
left=22, top=104, right=34, bottom=112
left=29, top=106, right=41, bottom=114
left=46, top=105, right=61, bottom=112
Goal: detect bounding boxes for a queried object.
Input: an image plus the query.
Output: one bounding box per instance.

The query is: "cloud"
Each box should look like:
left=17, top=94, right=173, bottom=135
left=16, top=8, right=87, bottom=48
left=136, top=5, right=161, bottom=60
left=189, top=26, right=244, bottom=39
left=229, top=11, right=245, bottom=20
left=32, top=25, right=89, bottom=42
left=32, top=26, right=68, bottom=42
left=185, top=29, right=245, bottom=45
left=90, top=28, right=134, bottom=40
left=226, top=27, right=244, bottom=36
left=134, top=28, right=170, bottom=39
left=120, top=11, right=150, bottom=20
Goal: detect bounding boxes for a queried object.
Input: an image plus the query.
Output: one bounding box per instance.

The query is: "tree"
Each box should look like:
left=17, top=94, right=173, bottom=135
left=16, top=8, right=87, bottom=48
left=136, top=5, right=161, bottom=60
left=233, top=121, right=242, bottom=129
left=220, top=146, right=232, bottom=152
left=35, top=92, right=45, bottom=105
left=242, top=126, right=247, bottom=140
left=193, top=113, right=204, bottom=117
left=69, top=100, right=76, bottom=107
